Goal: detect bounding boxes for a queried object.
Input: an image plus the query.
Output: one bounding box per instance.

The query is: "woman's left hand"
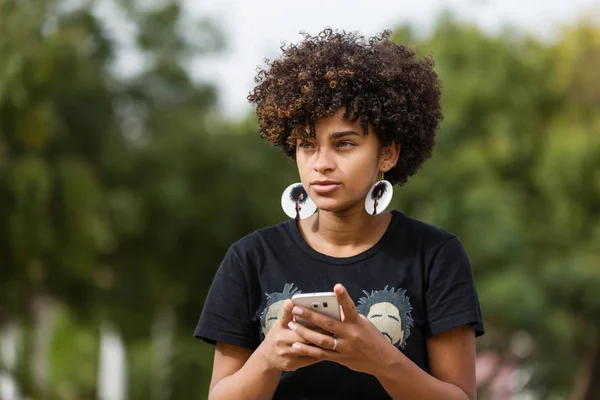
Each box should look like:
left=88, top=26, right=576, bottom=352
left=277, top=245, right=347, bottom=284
left=288, top=283, right=396, bottom=376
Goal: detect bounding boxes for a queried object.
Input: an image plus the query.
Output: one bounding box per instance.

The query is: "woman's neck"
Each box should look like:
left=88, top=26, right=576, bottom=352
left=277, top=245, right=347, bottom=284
left=298, top=207, right=392, bottom=257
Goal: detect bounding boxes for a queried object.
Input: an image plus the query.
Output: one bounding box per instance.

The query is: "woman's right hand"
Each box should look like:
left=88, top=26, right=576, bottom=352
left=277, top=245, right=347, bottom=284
left=256, top=299, right=321, bottom=372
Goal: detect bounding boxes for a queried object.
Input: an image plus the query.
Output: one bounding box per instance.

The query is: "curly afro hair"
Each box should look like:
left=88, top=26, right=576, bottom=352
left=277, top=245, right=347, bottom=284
left=247, top=28, right=443, bottom=186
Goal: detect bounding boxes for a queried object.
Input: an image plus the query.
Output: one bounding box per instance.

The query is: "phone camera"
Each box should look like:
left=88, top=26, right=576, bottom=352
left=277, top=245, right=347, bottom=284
left=311, top=302, right=319, bottom=309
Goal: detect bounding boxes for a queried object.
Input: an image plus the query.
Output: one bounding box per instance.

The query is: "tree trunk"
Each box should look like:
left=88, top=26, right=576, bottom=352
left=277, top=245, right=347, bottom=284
left=97, top=321, right=127, bottom=400
left=30, top=294, right=56, bottom=394
left=0, top=319, right=22, bottom=400
left=151, top=306, right=175, bottom=400
left=570, top=336, right=600, bottom=400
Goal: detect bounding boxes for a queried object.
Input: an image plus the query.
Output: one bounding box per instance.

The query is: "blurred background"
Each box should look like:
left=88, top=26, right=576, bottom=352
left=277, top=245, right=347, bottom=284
left=1, top=0, right=599, bottom=399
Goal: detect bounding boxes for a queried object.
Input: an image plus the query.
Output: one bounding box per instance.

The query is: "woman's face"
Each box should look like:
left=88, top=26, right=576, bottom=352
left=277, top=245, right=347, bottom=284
left=295, top=108, right=397, bottom=214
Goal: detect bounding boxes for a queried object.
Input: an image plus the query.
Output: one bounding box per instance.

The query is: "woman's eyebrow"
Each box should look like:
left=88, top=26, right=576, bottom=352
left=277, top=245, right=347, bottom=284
left=330, top=130, right=362, bottom=139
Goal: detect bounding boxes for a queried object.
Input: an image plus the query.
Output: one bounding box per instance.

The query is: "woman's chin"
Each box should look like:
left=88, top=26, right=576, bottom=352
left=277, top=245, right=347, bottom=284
left=314, top=199, right=358, bottom=214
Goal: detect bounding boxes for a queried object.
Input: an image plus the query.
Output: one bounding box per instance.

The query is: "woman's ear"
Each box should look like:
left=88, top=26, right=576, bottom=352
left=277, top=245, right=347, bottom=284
left=380, top=141, right=401, bottom=171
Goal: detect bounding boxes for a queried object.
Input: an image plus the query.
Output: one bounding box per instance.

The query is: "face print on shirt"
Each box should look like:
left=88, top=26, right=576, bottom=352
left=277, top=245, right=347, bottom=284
left=258, top=284, right=413, bottom=347
left=259, top=283, right=301, bottom=338
left=357, top=286, right=414, bottom=349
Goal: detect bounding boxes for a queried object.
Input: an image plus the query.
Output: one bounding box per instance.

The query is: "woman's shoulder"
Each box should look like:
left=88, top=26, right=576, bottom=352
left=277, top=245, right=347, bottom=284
left=227, top=218, right=296, bottom=256
left=392, top=210, right=459, bottom=247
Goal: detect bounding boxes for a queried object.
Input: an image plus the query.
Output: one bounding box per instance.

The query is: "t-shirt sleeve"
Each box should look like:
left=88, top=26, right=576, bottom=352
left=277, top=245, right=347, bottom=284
left=425, top=236, right=484, bottom=337
left=194, top=246, right=260, bottom=350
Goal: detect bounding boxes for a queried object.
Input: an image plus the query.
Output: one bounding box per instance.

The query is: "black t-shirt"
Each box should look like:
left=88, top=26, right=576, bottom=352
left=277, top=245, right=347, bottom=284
left=195, top=210, right=484, bottom=399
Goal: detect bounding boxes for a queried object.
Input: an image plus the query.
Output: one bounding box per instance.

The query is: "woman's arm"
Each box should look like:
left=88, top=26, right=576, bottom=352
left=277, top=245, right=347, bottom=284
left=208, top=342, right=281, bottom=400
left=375, top=325, right=476, bottom=400
left=208, top=300, right=321, bottom=400
left=288, top=285, right=478, bottom=400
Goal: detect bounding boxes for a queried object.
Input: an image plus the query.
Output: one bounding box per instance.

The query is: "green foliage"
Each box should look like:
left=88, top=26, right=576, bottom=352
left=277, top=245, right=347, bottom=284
left=50, top=307, right=99, bottom=399
left=392, top=14, right=600, bottom=396
left=1, top=1, right=599, bottom=398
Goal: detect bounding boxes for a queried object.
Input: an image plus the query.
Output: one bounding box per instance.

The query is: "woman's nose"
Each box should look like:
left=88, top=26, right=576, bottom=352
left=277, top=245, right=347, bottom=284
left=313, top=147, right=336, bottom=173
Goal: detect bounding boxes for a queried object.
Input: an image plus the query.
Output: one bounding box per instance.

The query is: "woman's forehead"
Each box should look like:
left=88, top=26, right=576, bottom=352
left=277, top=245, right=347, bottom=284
left=301, top=109, right=371, bottom=137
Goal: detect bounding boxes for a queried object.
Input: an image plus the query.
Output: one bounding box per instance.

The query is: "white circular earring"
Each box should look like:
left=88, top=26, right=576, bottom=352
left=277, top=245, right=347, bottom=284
left=365, top=173, right=393, bottom=215
left=281, top=183, right=317, bottom=220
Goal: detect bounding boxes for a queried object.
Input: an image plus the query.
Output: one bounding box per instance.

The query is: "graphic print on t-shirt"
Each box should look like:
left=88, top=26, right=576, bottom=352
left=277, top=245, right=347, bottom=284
left=357, top=286, right=414, bottom=349
left=259, top=284, right=414, bottom=347
left=259, top=283, right=301, bottom=338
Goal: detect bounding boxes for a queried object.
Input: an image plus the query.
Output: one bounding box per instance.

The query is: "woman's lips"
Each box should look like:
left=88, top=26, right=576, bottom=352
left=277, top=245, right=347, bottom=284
left=311, top=181, right=341, bottom=194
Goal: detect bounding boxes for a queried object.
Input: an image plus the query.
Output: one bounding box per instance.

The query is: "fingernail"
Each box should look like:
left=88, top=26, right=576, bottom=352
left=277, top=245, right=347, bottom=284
left=292, top=343, right=302, bottom=350
left=288, top=322, right=297, bottom=331
left=336, top=285, right=344, bottom=294
left=292, top=306, right=303, bottom=315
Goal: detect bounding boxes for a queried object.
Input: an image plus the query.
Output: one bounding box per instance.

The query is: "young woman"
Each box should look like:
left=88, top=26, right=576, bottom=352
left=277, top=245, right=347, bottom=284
left=195, top=29, right=484, bottom=400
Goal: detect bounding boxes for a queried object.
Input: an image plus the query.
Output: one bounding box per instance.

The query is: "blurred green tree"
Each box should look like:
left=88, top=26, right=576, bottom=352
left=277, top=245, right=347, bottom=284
left=392, top=14, right=600, bottom=400
left=0, top=1, right=120, bottom=395
left=1, top=0, right=294, bottom=398
left=1, top=1, right=599, bottom=399
left=0, top=0, right=236, bottom=397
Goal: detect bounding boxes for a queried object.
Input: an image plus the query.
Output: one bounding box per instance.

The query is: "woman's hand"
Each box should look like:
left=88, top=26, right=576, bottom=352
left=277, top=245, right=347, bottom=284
left=287, top=283, right=396, bottom=376
left=255, top=298, right=321, bottom=372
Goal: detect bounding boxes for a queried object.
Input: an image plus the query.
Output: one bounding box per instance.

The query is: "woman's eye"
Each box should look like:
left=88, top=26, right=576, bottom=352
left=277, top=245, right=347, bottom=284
left=299, top=141, right=315, bottom=149
left=337, top=141, right=355, bottom=148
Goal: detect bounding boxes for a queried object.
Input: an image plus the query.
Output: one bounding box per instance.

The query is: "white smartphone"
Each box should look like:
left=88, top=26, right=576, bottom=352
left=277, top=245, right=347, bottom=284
left=291, top=292, right=341, bottom=330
